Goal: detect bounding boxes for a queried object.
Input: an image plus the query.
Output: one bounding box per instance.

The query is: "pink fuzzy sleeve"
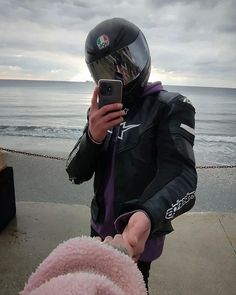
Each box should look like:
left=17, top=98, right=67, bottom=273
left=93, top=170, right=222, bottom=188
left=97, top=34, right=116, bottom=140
left=21, top=236, right=147, bottom=295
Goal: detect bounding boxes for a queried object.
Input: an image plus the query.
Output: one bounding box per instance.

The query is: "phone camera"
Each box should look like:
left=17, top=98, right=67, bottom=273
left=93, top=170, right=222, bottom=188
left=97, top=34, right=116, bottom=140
left=100, top=83, right=113, bottom=95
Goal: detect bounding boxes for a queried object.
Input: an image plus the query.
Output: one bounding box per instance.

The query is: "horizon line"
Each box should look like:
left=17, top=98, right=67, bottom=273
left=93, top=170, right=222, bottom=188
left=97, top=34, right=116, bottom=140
left=0, top=78, right=235, bottom=90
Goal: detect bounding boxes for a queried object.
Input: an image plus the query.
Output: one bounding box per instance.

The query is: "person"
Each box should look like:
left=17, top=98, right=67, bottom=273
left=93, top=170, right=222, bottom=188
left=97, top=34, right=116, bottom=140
left=21, top=235, right=147, bottom=295
left=66, top=17, right=197, bottom=290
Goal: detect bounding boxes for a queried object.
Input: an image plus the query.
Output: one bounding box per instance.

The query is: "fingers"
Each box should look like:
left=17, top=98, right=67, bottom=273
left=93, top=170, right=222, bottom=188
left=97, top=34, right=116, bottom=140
left=103, top=234, right=134, bottom=257
left=94, top=108, right=124, bottom=124
left=89, top=103, right=124, bottom=142
left=90, top=87, right=123, bottom=115
left=95, top=236, right=102, bottom=241
left=100, top=113, right=124, bottom=130
left=112, top=234, right=123, bottom=243
left=90, top=87, right=99, bottom=111
left=99, top=103, right=123, bottom=116
left=104, top=236, right=113, bottom=243
left=98, top=108, right=125, bottom=129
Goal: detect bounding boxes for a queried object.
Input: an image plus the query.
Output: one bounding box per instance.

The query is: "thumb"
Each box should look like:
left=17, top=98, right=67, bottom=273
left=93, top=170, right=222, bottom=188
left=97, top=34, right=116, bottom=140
left=127, top=234, right=138, bottom=248
left=123, top=230, right=138, bottom=248
left=90, top=86, right=99, bottom=110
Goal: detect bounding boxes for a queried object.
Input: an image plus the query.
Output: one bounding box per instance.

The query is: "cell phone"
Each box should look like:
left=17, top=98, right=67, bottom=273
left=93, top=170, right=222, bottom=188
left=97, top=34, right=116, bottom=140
left=98, top=79, right=123, bottom=108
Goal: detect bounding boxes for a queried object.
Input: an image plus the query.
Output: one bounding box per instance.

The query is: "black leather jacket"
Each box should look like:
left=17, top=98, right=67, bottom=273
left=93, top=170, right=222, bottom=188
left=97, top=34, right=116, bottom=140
left=66, top=90, right=198, bottom=237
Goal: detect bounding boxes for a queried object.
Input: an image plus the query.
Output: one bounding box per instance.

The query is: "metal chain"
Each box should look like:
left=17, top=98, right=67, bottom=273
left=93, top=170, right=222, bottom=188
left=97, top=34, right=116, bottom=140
left=1, top=147, right=236, bottom=169
left=0, top=147, right=66, bottom=161
left=196, top=164, right=236, bottom=169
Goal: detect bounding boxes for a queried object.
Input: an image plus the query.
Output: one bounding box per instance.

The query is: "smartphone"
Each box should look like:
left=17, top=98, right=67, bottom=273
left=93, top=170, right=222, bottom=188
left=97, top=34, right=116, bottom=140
left=98, top=79, right=123, bottom=108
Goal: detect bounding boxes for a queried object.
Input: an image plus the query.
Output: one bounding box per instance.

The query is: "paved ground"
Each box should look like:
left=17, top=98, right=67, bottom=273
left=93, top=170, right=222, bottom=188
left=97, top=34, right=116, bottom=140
left=1, top=151, right=236, bottom=294
left=0, top=202, right=235, bottom=295
left=3, top=152, right=236, bottom=212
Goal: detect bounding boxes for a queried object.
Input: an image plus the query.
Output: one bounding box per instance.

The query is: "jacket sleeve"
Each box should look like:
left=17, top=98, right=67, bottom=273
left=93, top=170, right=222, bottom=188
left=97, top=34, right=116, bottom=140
left=124, top=95, right=198, bottom=234
left=66, top=122, right=104, bottom=184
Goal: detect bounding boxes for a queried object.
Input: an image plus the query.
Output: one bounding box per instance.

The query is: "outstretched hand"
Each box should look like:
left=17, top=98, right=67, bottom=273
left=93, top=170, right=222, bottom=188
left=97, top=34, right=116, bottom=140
left=122, top=211, right=151, bottom=261
left=88, top=87, right=124, bottom=143
left=97, top=212, right=151, bottom=261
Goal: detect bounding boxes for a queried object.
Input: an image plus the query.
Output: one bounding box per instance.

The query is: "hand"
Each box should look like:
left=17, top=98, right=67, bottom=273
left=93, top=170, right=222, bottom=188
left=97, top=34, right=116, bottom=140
left=122, top=212, right=151, bottom=261
left=88, top=87, right=125, bottom=143
left=103, top=234, right=134, bottom=257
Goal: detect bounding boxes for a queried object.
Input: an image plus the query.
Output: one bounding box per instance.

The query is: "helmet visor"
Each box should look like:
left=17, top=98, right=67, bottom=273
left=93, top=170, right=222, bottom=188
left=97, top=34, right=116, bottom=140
left=87, top=32, right=150, bottom=85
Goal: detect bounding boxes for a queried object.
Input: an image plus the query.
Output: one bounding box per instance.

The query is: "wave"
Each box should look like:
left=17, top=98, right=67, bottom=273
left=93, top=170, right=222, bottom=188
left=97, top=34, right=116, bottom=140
left=195, top=119, right=236, bottom=125
left=1, top=125, right=236, bottom=144
left=195, top=134, right=236, bottom=144
left=0, top=125, right=83, bottom=139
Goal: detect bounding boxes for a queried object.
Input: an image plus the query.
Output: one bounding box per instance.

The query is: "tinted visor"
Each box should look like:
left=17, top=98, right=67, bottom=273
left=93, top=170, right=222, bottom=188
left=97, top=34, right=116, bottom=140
left=87, top=32, right=150, bottom=85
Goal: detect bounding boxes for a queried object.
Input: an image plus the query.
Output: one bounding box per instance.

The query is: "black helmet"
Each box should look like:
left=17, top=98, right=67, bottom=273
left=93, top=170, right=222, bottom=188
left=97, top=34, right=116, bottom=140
left=85, top=18, right=151, bottom=101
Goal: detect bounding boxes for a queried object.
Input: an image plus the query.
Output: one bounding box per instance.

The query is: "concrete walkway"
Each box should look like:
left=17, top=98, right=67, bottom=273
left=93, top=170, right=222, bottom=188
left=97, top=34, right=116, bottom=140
left=0, top=202, right=235, bottom=295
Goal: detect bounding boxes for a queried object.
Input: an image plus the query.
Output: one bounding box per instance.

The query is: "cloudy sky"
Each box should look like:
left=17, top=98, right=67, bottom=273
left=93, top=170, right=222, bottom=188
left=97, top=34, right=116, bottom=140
left=0, top=0, right=235, bottom=87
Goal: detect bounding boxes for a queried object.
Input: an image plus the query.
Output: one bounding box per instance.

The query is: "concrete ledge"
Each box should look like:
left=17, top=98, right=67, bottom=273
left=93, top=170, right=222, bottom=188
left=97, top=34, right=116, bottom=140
left=0, top=202, right=235, bottom=295
left=0, top=151, right=7, bottom=172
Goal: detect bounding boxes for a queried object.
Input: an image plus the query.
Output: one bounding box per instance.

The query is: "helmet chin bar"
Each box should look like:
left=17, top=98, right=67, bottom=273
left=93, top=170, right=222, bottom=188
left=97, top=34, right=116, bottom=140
left=123, top=57, right=151, bottom=102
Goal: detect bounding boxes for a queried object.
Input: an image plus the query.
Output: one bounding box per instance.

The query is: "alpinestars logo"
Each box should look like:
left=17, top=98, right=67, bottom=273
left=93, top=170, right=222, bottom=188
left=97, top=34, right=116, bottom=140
left=108, top=121, right=140, bottom=140
left=180, top=96, right=193, bottom=105
left=118, top=122, right=140, bottom=140
left=165, top=191, right=196, bottom=219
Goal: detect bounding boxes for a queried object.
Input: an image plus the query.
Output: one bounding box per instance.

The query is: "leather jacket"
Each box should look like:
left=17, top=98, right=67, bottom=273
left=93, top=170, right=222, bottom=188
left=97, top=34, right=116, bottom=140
left=66, top=90, right=198, bottom=237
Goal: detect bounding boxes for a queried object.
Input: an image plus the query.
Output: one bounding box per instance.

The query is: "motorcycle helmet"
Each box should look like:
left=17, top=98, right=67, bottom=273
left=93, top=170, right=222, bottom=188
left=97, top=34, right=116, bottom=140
left=85, top=18, right=151, bottom=101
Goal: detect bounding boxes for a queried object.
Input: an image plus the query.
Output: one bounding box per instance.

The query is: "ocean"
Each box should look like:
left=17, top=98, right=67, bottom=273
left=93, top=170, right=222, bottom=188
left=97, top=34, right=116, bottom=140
left=0, top=79, right=235, bottom=166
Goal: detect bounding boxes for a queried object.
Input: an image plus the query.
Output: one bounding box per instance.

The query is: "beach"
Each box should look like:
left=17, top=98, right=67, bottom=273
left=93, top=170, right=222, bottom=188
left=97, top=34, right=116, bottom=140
left=0, top=146, right=236, bottom=294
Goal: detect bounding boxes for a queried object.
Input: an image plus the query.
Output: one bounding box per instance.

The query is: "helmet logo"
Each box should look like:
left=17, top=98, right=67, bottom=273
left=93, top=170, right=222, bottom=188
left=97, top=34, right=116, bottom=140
left=97, top=34, right=110, bottom=50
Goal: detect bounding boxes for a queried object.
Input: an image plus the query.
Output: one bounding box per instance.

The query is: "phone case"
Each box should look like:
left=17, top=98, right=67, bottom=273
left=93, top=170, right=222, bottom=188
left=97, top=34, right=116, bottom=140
left=98, top=79, right=123, bottom=108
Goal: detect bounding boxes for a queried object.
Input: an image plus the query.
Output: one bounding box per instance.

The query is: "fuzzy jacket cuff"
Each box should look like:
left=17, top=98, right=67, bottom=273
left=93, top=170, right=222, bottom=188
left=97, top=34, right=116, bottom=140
left=21, top=236, right=147, bottom=295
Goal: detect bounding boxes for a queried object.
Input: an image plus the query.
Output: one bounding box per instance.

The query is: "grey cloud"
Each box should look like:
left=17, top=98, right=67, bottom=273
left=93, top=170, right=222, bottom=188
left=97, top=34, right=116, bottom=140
left=0, top=0, right=235, bottom=86
left=0, top=0, right=121, bottom=26
left=147, top=0, right=224, bottom=9
left=0, top=55, right=57, bottom=71
left=220, top=23, right=236, bottom=33
left=0, top=38, right=82, bottom=56
left=72, top=0, right=89, bottom=9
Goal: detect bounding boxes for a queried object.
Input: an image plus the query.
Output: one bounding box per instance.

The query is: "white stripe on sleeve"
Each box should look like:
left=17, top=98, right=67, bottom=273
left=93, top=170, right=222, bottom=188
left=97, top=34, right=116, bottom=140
left=180, top=123, right=195, bottom=136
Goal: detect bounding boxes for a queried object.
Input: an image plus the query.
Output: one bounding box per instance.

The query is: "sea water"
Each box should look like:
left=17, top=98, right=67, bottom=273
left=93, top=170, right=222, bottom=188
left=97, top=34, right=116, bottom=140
left=0, top=79, right=235, bottom=166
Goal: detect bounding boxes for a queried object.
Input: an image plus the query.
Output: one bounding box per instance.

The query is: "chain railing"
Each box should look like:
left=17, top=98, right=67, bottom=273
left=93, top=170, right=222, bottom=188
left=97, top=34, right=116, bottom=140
left=0, top=147, right=65, bottom=161
left=196, top=164, right=236, bottom=169
left=1, top=147, right=236, bottom=169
